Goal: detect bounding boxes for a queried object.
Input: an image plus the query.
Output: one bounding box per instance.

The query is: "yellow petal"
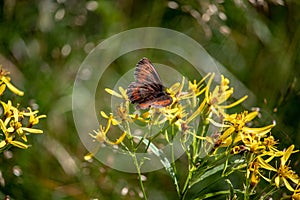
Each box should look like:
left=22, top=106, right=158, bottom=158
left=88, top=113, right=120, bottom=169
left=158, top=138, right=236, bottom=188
left=0, top=140, right=7, bottom=148
left=114, top=132, right=127, bottom=144
left=243, top=124, right=275, bottom=136
left=205, top=73, right=215, bottom=103
left=220, top=95, right=248, bottom=109
left=0, top=119, right=6, bottom=132
left=22, top=127, right=43, bottom=134
left=142, top=112, right=150, bottom=119
left=257, top=156, right=277, bottom=171
left=1, top=77, right=24, bottom=96
left=207, top=118, right=229, bottom=128
left=170, top=81, right=182, bottom=94
left=7, top=127, right=14, bottom=132
left=283, top=177, right=296, bottom=192
left=21, top=134, right=28, bottom=142
left=245, top=111, right=259, bottom=122
left=219, top=126, right=235, bottom=141
left=105, top=88, right=122, bottom=98
left=186, top=99, right=206, bottom=124
left=198, top=73, right=211, bottom=86
left=10, top=140, right=28, bottom=149
left=84, top=153, right=94, bottom=161
left=290, top=177, right=300, bottom=186
left=100, top=111, right=109, bottom=118
left=119, top=87, right=128, bottom=99
left=0, top=84, right=6, bottom=95
left=111, top=118, right=121, bottom=126
left=281, top=145, right=294, bottom=166
left=275, top=176, right=280, bottom=188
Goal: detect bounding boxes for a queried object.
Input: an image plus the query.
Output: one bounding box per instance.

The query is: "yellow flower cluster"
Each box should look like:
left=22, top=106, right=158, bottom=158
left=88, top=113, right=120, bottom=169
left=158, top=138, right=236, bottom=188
left=88, top=72, right=299, bottom=198
left=0, top=66, right=46, bottom=151
left=203, top=75, right=300, bottom=194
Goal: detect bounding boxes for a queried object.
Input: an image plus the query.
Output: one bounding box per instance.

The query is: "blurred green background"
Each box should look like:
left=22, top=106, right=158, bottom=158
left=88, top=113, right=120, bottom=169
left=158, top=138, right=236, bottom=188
left=0, top=0, right=299, bottom=199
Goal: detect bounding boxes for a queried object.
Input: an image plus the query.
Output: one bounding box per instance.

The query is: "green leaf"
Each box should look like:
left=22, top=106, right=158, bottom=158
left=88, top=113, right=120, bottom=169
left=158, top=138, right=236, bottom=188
left=184, top=164, right=226, bottom=199
left=190, top=164, right=225, bottom=187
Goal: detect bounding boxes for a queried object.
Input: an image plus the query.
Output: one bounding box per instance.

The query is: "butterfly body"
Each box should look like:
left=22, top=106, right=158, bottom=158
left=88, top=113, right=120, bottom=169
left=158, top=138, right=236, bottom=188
left=127, top=58, right=173, bottom=110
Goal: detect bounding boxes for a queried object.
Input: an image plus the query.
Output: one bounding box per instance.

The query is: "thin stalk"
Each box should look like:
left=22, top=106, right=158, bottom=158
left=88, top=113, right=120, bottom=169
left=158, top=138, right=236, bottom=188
left=124, top=121, right=148, bottom=200
left=181, top=165, right=196, bottom=199
left=243, top=153, right=254, bottom=200
left=170, top=125, right=181, bottom=197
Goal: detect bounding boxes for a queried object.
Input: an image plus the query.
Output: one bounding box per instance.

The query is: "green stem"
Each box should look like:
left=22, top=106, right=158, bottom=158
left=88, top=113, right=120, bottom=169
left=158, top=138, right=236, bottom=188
left=243, top=153, right=254, bottom=200
left=170, top=125, right=181, bottom=197
left=132, top=151, right=147, bottom=200
left=181, top=112, right=210, bottom=199
left=124, top=121, right=148, bottom=200
left=197, top=190, right=231, bottom=199
left=181, top=165, right=196, bottom=199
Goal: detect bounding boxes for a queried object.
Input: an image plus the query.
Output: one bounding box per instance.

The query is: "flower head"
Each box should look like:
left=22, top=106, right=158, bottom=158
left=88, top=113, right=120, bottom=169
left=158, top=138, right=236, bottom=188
left=274, top=145, right=300, bottom=191
left=90, top=112, right=126, bottom=145
left=0, top=100, right=46, bottom=150
left=0, top=66, right=24, bottom=96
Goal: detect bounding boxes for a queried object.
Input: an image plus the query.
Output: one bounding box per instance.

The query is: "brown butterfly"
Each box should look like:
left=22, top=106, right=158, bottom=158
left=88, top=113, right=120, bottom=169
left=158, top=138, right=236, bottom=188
left=126, top=58, right=173, bottom=110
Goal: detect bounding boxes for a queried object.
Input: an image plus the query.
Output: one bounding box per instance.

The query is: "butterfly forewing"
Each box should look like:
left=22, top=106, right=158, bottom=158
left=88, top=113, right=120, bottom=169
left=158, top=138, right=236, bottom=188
left=134, top=58, right=162, bottom=84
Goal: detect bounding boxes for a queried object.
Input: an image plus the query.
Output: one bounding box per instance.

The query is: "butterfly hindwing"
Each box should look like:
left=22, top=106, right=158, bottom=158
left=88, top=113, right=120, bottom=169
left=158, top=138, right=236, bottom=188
left=135, top=93, right=173, bottom=110
left=147, top=95, right=173, bottom=108
left=127, top=82, right=164, bottom=103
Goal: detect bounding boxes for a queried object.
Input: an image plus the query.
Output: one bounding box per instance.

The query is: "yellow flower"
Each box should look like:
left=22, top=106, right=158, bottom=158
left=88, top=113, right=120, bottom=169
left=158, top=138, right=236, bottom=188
left=211, top=111, right=275, bottom=148
left=9, top=120, right=28, bottom=142
left=90, top=113, right=126, bottom=145
left=0, top=67, right=45, bottom=152
left=1, top=100, right=14, bottom=118
left=147, top=105, right=186, bottom=126
left=256, top=145, right=300, bottom=191
left=292, top=185, right=300, bottom=200
left=205, top=74, right=248, bottom=117
left=85, top=114, right=126, bottom=161
left=240, top=133, right=266, bottom=154
left=0, top=67, right=24, bottom=96
left=274, top=145, right=300, bottom=191
left=224, top=111, right=259, bottom=132
left=262, top=135, right=278, bottom=153
left=0, top=119, right=28, bottom=149
left=100, top=111, right=121, bottom=125
left=248, top=161, right=261, bottom=187
left=0, top=100, right=46, bottom=150
left=188, top=73, right=210, bottom=97
left=168, top=74, right=209, bottom=111
left=292, top=192, right=300, bottom=200
left=22, top=107, right=47, bottom=127
left=206, top=74, right=232, bottom=105
left=169, top=78, right=184, bottom=98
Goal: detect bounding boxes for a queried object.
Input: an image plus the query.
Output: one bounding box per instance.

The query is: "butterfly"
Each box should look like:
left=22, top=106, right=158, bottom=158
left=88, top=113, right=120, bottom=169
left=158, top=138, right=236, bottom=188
left=126, top=58, right=173, bottom=110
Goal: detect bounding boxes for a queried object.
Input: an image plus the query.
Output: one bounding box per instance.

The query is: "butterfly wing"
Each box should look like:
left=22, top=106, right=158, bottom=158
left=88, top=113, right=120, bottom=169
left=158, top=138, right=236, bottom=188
left=134, top=58, right=162, bottom=84
left=126, top=57, right=173, bottom=110
left=127, top=82, right=173, bottom=109
left=127, top=82, right=163, bottom=104
left=144, top=95, right=173, bottom=109
left=136, top=96, right=172, bottom=110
